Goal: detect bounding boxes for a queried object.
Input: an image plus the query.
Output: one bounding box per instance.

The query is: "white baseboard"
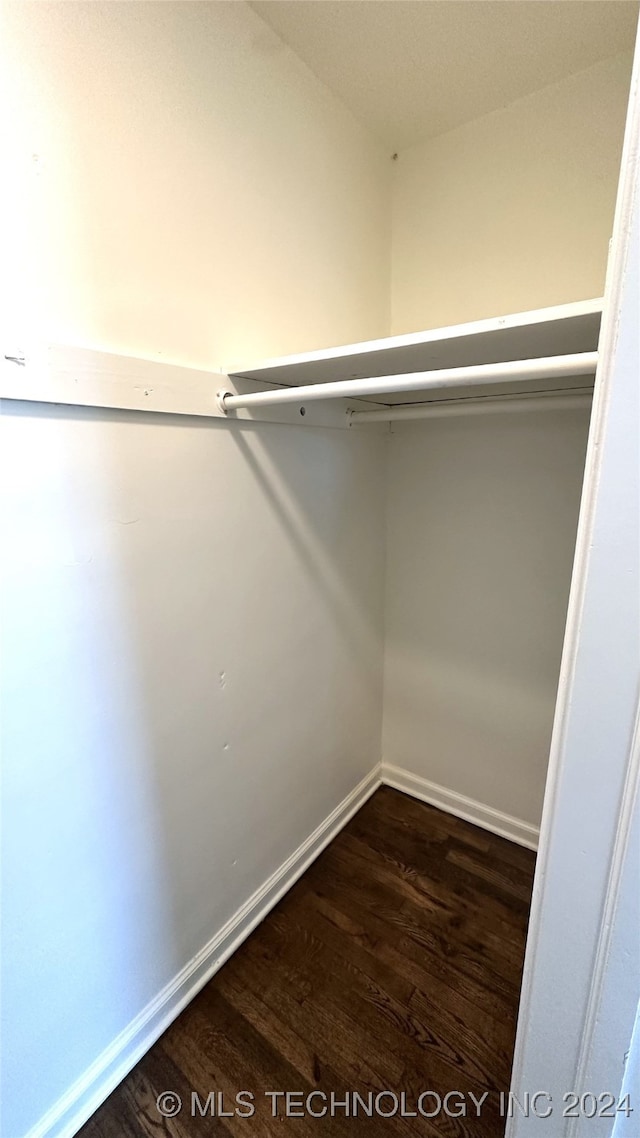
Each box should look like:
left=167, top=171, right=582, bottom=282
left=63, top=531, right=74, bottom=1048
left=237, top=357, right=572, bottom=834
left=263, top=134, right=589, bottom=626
left=27, top=765, right=381, bottom=1138
left=381, top=763, right=539, bottom=851
left=26, top=760, right=536, bottom=1138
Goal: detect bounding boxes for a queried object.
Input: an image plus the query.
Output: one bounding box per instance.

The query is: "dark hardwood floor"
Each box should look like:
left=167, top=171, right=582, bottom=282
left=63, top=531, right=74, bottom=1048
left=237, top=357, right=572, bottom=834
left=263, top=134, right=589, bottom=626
left=78, top=787, right=536, bottom=1137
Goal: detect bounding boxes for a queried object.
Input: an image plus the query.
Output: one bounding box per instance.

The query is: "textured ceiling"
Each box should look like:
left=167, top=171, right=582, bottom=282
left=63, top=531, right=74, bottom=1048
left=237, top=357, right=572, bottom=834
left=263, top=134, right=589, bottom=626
left=249, top=0, right=639, bottom=149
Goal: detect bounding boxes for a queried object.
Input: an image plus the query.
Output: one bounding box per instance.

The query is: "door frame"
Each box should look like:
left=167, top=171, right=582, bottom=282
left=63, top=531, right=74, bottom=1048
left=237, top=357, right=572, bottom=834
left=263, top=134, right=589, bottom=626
left=508, top=26, right=640, bottom=1138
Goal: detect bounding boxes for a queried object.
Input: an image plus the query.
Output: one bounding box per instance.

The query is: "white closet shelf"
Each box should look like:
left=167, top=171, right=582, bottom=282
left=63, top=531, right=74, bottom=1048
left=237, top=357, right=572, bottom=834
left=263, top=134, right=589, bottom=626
left=228, top=298, right=602, bottom=406
left=1, top=299, right=601, bottom=424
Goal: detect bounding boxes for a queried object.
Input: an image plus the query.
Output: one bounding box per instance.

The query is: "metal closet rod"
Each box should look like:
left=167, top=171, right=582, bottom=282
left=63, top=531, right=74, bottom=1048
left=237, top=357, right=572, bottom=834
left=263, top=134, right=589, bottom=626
left=218, top=352, right=598, bottom=412
left=349, top=388, right=593, bottom=423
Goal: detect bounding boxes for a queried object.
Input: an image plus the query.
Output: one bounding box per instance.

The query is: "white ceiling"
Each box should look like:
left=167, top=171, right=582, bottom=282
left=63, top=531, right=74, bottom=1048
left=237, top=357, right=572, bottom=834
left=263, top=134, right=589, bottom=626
left=249, top=1, right=639, bottom=150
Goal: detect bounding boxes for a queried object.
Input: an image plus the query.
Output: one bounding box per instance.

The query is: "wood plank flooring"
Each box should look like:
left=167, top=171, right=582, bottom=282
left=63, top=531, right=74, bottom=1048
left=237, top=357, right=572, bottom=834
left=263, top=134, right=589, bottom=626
left=78, top=787, right=536, bottom=1138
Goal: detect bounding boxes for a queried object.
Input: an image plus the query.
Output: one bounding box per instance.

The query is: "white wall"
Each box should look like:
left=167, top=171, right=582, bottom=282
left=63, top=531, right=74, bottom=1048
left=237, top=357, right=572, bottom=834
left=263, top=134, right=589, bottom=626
left=0, top=4, right=388, bottom=1137
left=382, top=54, right=629, bottom=833
left=382, top=407, right=590, bottom=832
left=1, top=408, right=386, bottom=1138
left=1, top=1, right=390, bottom=368
left=614, top=998, right=640, bottom=1138
left=391, top=54, right=633, bottom=333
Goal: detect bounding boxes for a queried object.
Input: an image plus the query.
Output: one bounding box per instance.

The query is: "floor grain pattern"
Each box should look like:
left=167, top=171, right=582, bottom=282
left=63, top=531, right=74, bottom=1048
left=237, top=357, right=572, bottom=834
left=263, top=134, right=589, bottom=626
left=78, top=787, right=536, bottom=1137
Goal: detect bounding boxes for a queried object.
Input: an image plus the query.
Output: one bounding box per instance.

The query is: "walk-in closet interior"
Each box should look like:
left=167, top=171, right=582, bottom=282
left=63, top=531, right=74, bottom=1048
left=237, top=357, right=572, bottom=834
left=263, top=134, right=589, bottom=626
left=2, top=3, right=639, bottom=1137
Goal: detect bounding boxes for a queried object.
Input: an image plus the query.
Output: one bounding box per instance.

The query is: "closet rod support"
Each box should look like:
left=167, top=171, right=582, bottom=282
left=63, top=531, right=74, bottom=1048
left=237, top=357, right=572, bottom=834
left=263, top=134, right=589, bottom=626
left=217, top=352, right=598, bottom=412
left=349, top=389, right=593, bottom=423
